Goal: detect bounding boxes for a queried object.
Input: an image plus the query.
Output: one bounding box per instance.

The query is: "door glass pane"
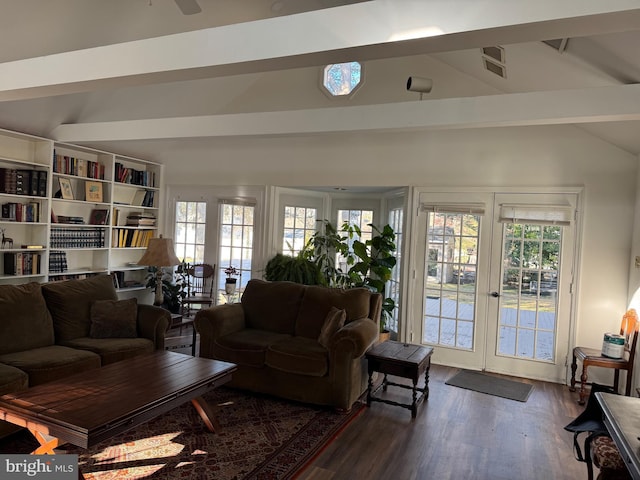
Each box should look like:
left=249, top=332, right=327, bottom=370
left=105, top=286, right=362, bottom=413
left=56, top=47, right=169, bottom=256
left=422, top=212, right=480, bottom=350
left=174, top=200, right=206, bottom=264
left=498, top=223, right=561, bottom=362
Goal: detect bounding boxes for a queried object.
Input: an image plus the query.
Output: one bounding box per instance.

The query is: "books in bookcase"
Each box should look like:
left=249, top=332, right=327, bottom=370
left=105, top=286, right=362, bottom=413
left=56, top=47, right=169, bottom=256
left=3, top=251, right=41, bottom=275
left=52, top=152, right=105, bottom=179
left=0, top=169, right=47, bottom=197
left=125, top=212, right=156, bottom=227
left=115, top=162, right=155, bottom=187
left=1, top=201, right=40, bottom=222
left=111, top=228, right=154, bottom=248
left=48, top=251, right=68, bottom=273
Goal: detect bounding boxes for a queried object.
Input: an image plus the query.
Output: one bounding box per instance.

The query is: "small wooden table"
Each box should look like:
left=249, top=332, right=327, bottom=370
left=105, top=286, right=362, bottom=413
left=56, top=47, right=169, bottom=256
left=0, top=351, right=236, bottom=478
left=167, top=313, right=197, bottom=356
left=366, top=341, right=434, bottom=418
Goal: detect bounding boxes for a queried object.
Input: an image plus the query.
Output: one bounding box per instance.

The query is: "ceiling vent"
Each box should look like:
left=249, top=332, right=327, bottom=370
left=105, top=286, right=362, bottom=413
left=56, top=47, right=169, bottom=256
left=482, top=46, right=505, bottom=63
left=481, top=46, right=506, bottom=78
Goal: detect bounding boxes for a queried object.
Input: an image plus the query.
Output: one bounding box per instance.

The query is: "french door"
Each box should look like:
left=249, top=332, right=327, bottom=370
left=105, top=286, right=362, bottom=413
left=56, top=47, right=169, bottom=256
left=411, top=190, right=579, bottom=383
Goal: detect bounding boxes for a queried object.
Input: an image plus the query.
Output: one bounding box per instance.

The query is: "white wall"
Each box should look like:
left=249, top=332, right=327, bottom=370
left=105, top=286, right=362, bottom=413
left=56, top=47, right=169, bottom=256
left=163, top=123, right=638, bottom=376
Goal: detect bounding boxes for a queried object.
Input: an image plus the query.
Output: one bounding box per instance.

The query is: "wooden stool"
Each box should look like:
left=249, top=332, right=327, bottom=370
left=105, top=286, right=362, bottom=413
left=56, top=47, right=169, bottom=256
left=365, top=340, right=433, bottom=418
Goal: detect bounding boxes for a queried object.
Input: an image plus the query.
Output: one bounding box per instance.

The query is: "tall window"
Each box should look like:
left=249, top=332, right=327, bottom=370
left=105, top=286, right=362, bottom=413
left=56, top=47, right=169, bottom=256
left=174, top=201, right=206, bottom=264
left=387, top=208, right=403, bottom=333
left=283, top=205, right=317, bottom=256
left=336, top=208, right=373, bottom=272
left=219, top=202, right=254, bottom=293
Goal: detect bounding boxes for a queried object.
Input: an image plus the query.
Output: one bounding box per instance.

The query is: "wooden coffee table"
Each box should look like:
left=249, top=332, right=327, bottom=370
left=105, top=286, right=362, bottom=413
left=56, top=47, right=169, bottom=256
left=366, top=340, right=433, bottom=418
left=0, top=351, right=236, bottom=475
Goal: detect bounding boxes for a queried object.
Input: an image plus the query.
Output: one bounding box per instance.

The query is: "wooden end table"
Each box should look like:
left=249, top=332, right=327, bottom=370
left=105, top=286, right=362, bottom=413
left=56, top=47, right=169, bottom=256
left=0, top=351, right=236, bottom=478
left=167, top=313, right=197, bottom=356
left=366, top=340, right=434, bottom=418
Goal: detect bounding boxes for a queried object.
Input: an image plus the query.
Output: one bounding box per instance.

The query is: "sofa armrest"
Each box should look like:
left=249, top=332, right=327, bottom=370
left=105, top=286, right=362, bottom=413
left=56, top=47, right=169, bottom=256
left=329, top=317, right=379, bottom=359
left=195, top=304, right=246, bottom=358
left=136, top=304, right=170, bottom=350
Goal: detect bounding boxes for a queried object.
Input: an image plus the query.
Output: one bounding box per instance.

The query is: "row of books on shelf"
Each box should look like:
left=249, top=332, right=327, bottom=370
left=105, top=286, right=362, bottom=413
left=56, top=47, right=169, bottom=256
left=112, top=228, right=154, bottom=248
left=50, top=227, right=106, bottom=248
left=48, top=251, right=68, bottom=273
left=115, top=162, right=156, bottom=187
left=53, top=152, right=105, bottom=179
left=3, top=252, right=41, bottom=275
left=1, top=201, right=41, bottom=222
left=0, top=168, right=47, bottom=197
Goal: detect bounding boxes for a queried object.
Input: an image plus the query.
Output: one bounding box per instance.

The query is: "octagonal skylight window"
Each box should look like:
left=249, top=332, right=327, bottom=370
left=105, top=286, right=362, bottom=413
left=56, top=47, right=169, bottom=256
left=322, top=61, right=362, bottom=97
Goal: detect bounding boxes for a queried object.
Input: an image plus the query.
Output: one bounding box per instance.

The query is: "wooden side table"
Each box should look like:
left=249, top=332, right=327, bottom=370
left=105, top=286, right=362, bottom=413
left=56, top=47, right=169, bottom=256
left=365, top=340, right=434, bottom=418
left=166, top=313, right=197, bottom=356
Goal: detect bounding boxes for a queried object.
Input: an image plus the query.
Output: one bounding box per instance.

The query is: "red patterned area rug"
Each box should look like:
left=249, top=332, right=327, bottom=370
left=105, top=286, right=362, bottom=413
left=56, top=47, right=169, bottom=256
left=0, top=388, right=364, bottom=480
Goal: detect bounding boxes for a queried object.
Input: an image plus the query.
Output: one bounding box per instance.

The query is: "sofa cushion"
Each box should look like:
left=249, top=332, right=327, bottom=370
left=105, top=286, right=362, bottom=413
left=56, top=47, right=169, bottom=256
left=318, top=307, right=346, bottom=349
left=266, top=337, right=329, bottom=377
left=61, top=337, right=154, bottom=365
left=0, top=282, right=54, bottom=355
left=0, top=362, right=28, bottom=395
left=214, top=329, right=291, bottom=367
left=42, top=274, right=118, bottom=342
left=241, top=279, right=306, bottom=334
left=0, top=345, right=101, bottom=387
left=90, top=298, right=138, bottom=339
left=295, top=286, right=372, bottom=339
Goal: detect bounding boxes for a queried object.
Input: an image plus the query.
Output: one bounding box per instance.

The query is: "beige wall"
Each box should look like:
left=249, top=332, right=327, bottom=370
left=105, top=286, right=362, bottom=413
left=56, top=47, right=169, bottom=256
left=164, top=123, right=639, bottom=382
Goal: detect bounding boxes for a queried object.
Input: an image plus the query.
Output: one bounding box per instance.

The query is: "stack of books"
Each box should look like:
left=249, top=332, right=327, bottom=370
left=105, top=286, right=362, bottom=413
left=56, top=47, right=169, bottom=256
left=57, top=215, right=85, bottom=224
left=126, top=212, right=156, bottom=227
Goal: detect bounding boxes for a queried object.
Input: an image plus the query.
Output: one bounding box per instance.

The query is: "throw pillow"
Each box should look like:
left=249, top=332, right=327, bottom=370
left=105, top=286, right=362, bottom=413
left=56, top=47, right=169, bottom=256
left=89, top=298, right=138, bottom=339
left=318, top=306, right=346, bottom=349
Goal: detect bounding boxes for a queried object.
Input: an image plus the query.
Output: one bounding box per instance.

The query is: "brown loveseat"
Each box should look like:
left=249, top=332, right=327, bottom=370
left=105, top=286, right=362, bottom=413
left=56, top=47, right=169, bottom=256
left=0, top=274, right=170, bottom=397
left=195, top=279, right=381, bottom=411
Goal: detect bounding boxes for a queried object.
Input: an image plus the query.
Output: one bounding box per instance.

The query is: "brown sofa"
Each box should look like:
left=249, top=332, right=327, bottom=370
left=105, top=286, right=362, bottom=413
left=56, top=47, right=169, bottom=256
left=195, top=279, right=381, bottom=411
left=0, top=274, right=170, bottom=396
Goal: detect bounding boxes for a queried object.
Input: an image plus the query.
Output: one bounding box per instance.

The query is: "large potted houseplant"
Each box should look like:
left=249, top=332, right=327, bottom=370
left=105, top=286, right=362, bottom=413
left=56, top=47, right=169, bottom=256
left=331, top=221, right=397, bottom=338
left=265, top=220, right=397, bottom=338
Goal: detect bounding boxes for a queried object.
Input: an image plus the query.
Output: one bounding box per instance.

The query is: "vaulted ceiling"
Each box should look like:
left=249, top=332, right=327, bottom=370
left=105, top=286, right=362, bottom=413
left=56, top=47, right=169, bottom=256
left=1, top=0, right=640, bottom=164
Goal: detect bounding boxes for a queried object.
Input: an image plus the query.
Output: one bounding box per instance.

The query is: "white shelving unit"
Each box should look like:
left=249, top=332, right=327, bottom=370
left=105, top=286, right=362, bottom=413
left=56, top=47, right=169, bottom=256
left=0, top=128, right=163, bottom=296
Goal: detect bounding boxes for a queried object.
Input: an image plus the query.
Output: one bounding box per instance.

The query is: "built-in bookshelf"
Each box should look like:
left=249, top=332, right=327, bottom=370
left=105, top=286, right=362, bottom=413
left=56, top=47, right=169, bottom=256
left=0, top=128, right=163, bottom=295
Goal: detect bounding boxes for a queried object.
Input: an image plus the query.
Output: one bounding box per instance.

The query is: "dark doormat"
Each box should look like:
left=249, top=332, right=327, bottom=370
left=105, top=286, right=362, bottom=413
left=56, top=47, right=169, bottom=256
left=445, top=369, right=534, bottom=402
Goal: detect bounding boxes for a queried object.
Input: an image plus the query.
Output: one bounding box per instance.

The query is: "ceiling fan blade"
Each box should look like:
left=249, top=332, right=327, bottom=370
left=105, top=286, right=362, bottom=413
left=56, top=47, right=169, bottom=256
left=175, top=0, right=201, bottom=15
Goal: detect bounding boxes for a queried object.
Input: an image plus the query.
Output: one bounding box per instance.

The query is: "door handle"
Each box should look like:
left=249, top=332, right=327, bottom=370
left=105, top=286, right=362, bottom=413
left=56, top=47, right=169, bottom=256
left=490, top=291, right=501, bottom=298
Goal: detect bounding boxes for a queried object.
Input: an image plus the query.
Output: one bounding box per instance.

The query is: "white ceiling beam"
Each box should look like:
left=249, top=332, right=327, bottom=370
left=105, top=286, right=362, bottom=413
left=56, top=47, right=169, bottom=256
left=2, top=1, right=640, bottom=101
left=50, top=84, right=640, bottom=141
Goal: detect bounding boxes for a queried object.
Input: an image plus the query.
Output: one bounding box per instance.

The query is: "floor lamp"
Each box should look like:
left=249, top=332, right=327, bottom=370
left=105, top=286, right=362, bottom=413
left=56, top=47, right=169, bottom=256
left=138, top=235, right=181, bottom=306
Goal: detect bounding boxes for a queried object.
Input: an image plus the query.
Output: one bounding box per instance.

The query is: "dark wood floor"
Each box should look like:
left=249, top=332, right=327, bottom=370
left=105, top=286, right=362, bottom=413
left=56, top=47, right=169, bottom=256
left=299, top=364, right=588, bottom=480
left=167, top=328, right=590, bottom=479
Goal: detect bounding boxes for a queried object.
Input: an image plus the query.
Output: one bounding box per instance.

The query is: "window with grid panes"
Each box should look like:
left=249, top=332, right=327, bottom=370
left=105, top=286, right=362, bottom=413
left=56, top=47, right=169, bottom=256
left=283, top=205, right=317, bottom=256
left=174, top=201, right=206, bottom=264
left=219, top=201, right=254, bottom=294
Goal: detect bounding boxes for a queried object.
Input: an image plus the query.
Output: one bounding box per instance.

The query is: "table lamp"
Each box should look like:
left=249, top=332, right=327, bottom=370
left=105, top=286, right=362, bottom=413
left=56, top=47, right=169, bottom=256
left=138, top=235, right=181, bottom=305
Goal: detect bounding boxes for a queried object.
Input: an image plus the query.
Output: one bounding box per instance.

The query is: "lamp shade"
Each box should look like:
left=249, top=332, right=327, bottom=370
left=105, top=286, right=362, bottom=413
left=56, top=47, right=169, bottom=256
left=138, top=236, right=180, bottom=267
